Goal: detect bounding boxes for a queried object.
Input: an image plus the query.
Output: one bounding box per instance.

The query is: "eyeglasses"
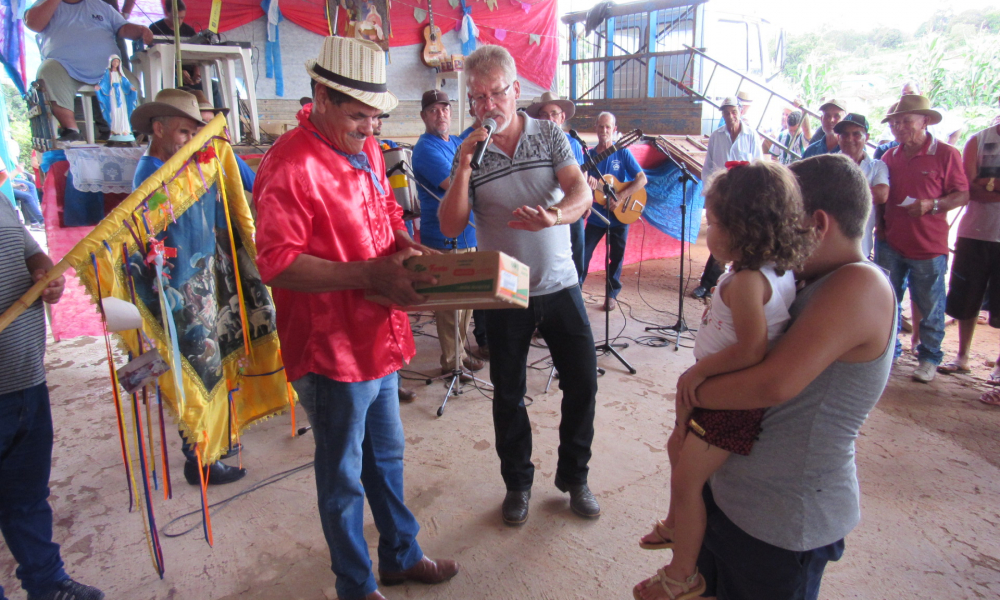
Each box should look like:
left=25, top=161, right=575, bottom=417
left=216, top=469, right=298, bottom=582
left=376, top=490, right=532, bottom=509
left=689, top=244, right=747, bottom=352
left=537, top=109, right=563, bottom=119
left=470, top=84, right=512, bottom=107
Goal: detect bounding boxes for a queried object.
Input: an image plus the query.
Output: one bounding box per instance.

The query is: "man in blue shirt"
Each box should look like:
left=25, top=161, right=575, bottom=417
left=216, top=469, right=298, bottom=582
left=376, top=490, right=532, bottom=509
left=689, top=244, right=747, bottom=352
left=526, top=92, right=587, bottom=280
left=130, top=89, right=248, bottom=486
left=802, top=99, right=847, bottom=159
left=412, top=89, right=486, bottom=373
left=26, top=0, right=153, bottom=142
left=581, top=112, right=647, bottom=311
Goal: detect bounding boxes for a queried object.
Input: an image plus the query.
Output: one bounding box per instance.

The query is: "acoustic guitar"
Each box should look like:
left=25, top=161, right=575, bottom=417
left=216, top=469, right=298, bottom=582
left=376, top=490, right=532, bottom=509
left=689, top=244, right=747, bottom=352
left=584, top=129, right=647, bottom=225
left=421, top=0, right=448, bottom=68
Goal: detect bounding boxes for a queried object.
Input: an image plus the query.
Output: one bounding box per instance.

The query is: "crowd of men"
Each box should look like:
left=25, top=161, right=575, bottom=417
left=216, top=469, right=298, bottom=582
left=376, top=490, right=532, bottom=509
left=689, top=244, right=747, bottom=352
left=4, top=6, right=999, bottom=598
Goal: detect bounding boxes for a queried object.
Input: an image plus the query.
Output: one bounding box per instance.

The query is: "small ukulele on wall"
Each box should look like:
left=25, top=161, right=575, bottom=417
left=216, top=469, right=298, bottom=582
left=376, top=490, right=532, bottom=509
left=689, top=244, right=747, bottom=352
left=421, top=0, right=449, bottom=68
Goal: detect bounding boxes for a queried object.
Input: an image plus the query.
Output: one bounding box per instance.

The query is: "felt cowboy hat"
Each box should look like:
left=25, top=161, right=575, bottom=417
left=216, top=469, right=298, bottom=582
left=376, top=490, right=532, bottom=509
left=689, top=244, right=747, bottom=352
left=305, top=36, right=398, bottom=113
left=882, top=94, right=942, bottom=125
left=526, top=91, right=576, bottom=120
left=130, top=89, right=208, bottom=135
left=185, top=88, right=230, bottom=116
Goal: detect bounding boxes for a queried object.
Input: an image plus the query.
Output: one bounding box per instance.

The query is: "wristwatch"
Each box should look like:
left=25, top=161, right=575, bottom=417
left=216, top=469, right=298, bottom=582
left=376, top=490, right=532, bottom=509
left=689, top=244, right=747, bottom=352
left=548, top=206, right=563, bottom=226
left=988, top=178, right=996, bottom=192
left=932, top=199, right=940, bottom=215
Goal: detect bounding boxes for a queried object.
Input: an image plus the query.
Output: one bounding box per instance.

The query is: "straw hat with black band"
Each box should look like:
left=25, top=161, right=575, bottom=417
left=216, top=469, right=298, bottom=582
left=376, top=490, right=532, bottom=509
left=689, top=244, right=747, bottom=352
left=880, top=94, right=942, bottom=125
left=305, top=36, right=398, bottom=113
left=525, top=91, right=576, bottom=120
left=182, top=87, right=230, bottom=116
left=130, top=89, right=208, bottom=135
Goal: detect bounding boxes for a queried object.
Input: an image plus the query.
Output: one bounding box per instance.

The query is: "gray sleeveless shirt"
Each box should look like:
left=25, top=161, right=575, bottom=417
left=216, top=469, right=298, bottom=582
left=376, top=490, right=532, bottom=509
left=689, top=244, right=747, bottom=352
left=709, top=261, right=895, bottom=551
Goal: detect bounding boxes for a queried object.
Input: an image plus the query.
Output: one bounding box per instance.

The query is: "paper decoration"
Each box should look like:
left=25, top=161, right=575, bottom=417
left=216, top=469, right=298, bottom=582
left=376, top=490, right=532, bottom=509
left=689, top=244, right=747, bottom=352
left=521, top=2, right=530, bottom=12
left=449, top=0, right=458, bottom=7
left=529, top=33, right=540, bottom=45
left=486, top=0, right=497, bottom=10
left=414, top=7, right=427, bottom=22
left=102, top=297, right=142, bottom=332
left=494, top=28, right=506, bottom=40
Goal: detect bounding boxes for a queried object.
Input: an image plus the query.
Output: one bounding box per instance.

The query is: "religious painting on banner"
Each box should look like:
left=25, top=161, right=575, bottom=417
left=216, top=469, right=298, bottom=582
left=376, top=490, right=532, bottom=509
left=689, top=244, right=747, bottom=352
left=68, top=115, right=292, bottom=466
left=344, top=0, right=391, bottom=51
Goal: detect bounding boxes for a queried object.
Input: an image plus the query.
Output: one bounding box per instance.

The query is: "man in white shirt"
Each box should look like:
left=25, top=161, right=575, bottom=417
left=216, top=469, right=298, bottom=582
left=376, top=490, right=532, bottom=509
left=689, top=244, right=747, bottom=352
left=834, top=114, right=889, bottom=259
left=692, top=96, right=762, bottom=299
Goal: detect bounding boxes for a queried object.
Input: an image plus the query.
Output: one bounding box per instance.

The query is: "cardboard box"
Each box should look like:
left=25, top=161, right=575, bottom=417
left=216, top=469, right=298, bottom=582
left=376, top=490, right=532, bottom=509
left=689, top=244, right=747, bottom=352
left=366, top=251, right=530, bottom=311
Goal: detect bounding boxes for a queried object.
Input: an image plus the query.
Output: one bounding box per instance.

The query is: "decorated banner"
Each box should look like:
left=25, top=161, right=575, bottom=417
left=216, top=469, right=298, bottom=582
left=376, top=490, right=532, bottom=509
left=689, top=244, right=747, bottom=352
left=69, top=115, right=291, bottom=467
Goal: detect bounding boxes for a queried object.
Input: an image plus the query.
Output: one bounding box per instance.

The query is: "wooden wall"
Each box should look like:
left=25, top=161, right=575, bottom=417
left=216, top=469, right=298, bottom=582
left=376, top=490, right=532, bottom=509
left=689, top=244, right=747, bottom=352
left=569, top=97, right=701, bottom=137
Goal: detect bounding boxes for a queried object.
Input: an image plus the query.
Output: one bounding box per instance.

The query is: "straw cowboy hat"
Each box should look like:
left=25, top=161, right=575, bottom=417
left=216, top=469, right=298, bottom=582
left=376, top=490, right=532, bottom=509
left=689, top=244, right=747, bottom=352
left=305, top=36, right=398, bottom=113
left=185, top=88, right=230, bottom=116
left=881, top=94, right=942, bottom=125
left=526, top=91, right=576, bottom=120
left=130, top=89, right=207, bottom=135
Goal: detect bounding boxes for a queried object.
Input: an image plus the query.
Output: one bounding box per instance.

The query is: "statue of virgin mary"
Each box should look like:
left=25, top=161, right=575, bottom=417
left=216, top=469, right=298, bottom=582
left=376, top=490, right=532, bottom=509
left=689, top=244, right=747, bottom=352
left=96, top=55, right=138, bottom=142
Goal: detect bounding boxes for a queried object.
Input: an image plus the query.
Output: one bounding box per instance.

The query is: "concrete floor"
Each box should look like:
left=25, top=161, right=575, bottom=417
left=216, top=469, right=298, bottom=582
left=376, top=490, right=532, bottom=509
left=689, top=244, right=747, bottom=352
left=3, top=238, right=1000, bottom=599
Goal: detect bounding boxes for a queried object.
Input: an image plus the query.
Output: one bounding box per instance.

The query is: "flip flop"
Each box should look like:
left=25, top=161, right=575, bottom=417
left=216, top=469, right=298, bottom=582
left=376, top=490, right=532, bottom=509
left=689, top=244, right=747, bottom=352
left=639, top=519, right=675, bottom=550
left=937, top=361, right=971, bottom=375
left=979, top=390, right=1000, bottom=406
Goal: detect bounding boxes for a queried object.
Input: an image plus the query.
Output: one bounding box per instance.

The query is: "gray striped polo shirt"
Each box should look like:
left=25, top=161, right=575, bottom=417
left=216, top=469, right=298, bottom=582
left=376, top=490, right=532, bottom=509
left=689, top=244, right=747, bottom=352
left=0, top=198, right=46, bottom=396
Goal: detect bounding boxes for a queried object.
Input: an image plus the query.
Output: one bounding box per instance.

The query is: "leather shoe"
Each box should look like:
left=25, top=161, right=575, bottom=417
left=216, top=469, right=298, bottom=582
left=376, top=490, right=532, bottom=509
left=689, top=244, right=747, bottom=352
left=554, top=475, right=601, bottom=519
left=379, top=556, right=459, bottom=586
left=398, top=386, right=417, bottom=403
left=219, top=443, right=243, bottom=460
left=462, top=355, right=485, bottom=372
left=475, top=344, right=490, bottom=360
left=602, top=297, right=617, bottom=311
left=691, top=285, right=708, bottom=299
left=184, top=460, right=246, bottom=486
left=501, top=489, right=531, bottom=526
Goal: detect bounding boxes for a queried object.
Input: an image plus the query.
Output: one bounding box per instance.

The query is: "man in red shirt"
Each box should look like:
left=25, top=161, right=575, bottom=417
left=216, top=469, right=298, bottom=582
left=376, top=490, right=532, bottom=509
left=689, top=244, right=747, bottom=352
left=253, top=37, right=458, bottom=600
left=876, top=95, right=969, bottom=383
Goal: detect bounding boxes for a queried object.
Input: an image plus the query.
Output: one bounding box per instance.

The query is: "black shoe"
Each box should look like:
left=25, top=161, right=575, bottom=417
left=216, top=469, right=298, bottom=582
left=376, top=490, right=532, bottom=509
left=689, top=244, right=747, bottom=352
left=398, top=387, right=417, bottom=403
left=501, top=489, right=531, bottom=526
left=554, top=475, right=601, bottom=519
left=691, top=285, right=708, bottom=299
left=29, top=579, right=104, bottom=600
left=57, top=127, right=83, bottom=142
left=219, top=443, right=243, bottom=460
left=184, top=459, right=246, bottom=486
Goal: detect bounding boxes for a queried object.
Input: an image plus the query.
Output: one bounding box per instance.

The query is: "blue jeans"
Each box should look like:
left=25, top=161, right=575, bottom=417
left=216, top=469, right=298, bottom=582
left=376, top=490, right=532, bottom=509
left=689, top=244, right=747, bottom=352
left=698, top=484, right=844, bottom=600
left=13, top=190, right=43, bottom=226
left=875, top=240, right=947, bottom=364
left=293, top=372, right=422, bottom=600
left=0, top=383, right=69, bottom=599
left=484, top=286, right=598, bottom=490
left=582, top=223, right=629, bottom=298
left=570, top=217, right=586, bottom=283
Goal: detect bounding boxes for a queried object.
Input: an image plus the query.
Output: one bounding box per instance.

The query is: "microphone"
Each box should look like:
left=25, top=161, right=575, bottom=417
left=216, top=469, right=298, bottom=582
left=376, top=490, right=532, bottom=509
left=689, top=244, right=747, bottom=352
left=569, top=129, right=588, bottom=150
left=470, top=118, right=497, bottom=170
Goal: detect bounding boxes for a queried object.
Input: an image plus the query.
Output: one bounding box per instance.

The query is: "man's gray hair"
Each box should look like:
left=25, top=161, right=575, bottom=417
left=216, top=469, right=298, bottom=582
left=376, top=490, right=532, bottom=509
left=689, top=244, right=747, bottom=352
left=596, top=111, right=616, bottom=125
left=465, top=45, right=518, bottom=85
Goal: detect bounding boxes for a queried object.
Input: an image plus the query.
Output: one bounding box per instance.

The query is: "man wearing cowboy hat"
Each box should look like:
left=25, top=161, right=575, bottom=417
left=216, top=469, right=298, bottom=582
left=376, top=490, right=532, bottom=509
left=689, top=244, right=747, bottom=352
left=440, top=44, right=599, bottom=527
left=940, top=95, right=1000, bottom=392
left=526, top=91, right=589, bottom=280
left=181, top=87, right=257, bottom=193
left=130, top=89, right=207, bottom=190
left=253, top=37, right=458, bottom=600
left=802, top=99, right=848, bottom=159
left=130, top=89, right=250, bottom=488
left=411, top=89, right=487, bottom=371
left=692, top=96, right=761, bottom=300
left=876, top=94, right=969, bottom=383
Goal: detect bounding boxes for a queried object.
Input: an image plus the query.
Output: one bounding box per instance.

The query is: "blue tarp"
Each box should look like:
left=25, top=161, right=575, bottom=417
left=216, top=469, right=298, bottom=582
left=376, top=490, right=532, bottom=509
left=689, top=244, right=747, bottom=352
left=641, top=161, right=704, bottom=244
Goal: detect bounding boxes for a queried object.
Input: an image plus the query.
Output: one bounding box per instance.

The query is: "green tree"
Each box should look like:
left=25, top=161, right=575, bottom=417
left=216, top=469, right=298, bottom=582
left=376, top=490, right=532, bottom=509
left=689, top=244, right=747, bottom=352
left=3, top=83, right=31, bottom=167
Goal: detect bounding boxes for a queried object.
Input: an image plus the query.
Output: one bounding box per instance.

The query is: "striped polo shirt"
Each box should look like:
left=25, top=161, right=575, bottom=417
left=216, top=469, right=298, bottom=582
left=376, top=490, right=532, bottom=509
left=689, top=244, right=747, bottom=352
left=0, top=198, right=46, bottom=395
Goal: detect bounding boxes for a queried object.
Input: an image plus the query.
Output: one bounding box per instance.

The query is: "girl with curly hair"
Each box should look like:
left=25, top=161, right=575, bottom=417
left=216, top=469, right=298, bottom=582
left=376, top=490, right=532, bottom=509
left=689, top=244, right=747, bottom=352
left=633, top=160, right=816, bottom=600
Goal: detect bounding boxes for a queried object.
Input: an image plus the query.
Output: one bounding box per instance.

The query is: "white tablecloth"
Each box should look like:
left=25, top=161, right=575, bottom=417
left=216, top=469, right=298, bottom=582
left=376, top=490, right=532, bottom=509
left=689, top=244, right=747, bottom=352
left=65, top=146, right=146, bottom=194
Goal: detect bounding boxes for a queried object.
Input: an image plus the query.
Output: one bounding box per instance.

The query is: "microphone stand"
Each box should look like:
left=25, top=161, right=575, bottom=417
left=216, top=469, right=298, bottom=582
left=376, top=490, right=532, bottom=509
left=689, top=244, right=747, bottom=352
left=644, top=137, right=697, bottom=351
left=579, top=137, right=635, bottom=375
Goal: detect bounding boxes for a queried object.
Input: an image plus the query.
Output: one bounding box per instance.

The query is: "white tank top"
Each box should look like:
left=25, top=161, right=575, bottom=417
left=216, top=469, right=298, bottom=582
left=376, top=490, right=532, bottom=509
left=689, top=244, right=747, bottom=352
left=694, top=264, right=797, bottom=361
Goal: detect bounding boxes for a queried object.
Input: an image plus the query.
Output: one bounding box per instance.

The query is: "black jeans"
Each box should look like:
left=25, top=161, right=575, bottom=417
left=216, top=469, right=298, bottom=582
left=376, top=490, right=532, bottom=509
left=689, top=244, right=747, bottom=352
left=484, top=286, right=598, bottom=491
left=700, top=254, right=725, bottom=289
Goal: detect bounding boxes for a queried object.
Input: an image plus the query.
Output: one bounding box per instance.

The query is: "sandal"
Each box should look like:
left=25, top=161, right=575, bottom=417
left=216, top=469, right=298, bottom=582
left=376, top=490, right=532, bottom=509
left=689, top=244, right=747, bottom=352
left=639, top=519, right=675, bottom=550
left=987, top=368, right=1000, bottom=386
left=980, top=390, right=1000, bottom=406
left=633, top=567, right=706, bottom=600
left=937, top=361, right=971, bottom=375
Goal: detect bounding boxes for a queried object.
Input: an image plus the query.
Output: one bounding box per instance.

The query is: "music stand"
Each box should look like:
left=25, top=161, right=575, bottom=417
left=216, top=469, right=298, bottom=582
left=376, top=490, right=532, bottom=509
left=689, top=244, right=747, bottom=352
left=644, top=137, right=697, bottom=351
left=577, top=137, right=636, bottom=375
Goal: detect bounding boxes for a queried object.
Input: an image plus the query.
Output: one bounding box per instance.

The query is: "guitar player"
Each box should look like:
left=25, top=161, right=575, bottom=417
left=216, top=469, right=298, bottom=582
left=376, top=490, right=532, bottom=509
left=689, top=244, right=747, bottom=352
left=581, top=112, right=648, bottom=312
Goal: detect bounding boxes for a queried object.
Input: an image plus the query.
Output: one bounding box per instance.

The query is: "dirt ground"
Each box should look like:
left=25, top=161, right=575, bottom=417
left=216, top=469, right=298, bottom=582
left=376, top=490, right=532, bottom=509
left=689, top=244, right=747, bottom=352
left=3, top=234, right=1000, bottom=600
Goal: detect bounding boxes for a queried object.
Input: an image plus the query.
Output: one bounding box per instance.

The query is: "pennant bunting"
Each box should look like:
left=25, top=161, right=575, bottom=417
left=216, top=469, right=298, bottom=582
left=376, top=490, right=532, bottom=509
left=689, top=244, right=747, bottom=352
left=529, top=32, right=540, bottom=45
left=494, top=27, right=506, bottom=40
left=414, top=7, right=427, bottom=22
